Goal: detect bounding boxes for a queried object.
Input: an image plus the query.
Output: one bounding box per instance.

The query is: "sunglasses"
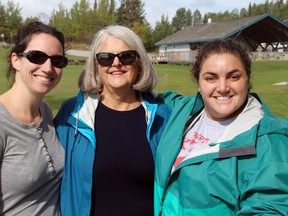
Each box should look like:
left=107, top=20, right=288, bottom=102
left=17, top=50, right=68, bottom=69
left=96, top=50, right=139, bottom=67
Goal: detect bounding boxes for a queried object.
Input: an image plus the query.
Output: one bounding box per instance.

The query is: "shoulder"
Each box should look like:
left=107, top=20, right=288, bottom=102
left=41, top=100, right=54, bottom=118
left=156, top=103, right=171, bottom=118
left=54, top=95, right=78, bottom=125
left=250, top=93, right=288, bottom=136
left=259, top=113, right=288, bottom=136
left=141, top=92, right=171, bottom=114
left=60, top=96, right=78, bottom=110
left=156, top=90, right=197, bottom=109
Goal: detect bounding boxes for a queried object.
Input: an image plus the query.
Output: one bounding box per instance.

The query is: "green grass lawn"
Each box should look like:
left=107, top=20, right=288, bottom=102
left=0, top=46, right=287, bottom=118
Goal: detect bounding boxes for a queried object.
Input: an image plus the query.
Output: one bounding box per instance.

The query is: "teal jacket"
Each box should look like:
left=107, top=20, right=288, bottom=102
left=155, top=91, right=288, bottom=215
left=54, top=91, right=171, bottom=216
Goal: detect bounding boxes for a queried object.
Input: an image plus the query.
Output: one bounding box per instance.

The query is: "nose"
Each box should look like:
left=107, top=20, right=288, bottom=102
left=40, top=58, right=55, bottom=73
left=112, top=56, right=121, bottom=67
left=217, top=79, right=229, bottom=92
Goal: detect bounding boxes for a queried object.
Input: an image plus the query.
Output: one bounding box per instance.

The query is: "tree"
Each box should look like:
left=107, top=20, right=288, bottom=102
left=193, top=9, right=202, bottom=24
left=0, top=2, right=6, bottom=28
left=78, top=0, right=91, bottom=36
left=114, top=0, right=153, bottom=49
left=171, top=8, right=192, bottom=32
left=4, top=0, right=22, bottom=35
left=229, top=9, right=239, bottom=20
left=239, top=8, right=247, bottom=18
left=273, top=0, right=286, bottom=19
left=69, top=2, right=82, bottom=42
left=0, top=2, right=8, bottom=41
left=248, top=3, right=252, bottom=16
left=132, top=21, right=153, bottom=51
left=116, top=0, right=145, bottom=27
left=186, top=9, right=192, bottom=26
left=97, top=0, right=111, bottom=27
left=1, top=0, right=286, bottom=49
left=153, top=15, right=173, bottom=43
left=50, top=3, right=72, bottom=43
left=108, top=0, right=117, bottom=24
left=93, top=0, right=97, bottom=11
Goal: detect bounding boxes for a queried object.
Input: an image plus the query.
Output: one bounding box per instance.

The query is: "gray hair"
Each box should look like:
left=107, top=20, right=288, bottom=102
left=78, top=25, right=157, bottom=93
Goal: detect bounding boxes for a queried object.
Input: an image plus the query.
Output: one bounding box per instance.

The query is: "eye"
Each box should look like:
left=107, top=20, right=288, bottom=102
left=204, top=75, right=216, bottom=82
left=229, top=74, right=241, bottom=81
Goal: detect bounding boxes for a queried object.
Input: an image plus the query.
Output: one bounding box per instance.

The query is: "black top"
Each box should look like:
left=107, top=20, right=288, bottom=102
left=90, top=102, right=154, bottom=216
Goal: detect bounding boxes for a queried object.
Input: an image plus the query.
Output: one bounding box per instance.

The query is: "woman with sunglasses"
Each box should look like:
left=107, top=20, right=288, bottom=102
left=0, top=21, right=68, bottom=215
left=54, top=25, right=171, bottom=216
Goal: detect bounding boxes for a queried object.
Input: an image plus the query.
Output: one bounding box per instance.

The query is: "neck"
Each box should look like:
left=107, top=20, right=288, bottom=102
left=100, top=90, right=141, bottom=111
left=0, top=87, right=43, bottom=125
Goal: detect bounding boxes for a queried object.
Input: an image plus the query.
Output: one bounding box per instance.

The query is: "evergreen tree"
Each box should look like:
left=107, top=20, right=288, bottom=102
left=153, top=15, right=173, bottom=42
left=193, top=9, right=202, bottom=24
left=116, top=0, right=145, bottom=27
left=172, top=8, right=192, bottom=31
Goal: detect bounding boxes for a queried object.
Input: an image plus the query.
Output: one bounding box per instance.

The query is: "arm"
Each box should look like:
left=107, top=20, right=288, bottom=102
left=238, top=134, right=288, bottom=215
left=155, top=90, right=193, bottom=109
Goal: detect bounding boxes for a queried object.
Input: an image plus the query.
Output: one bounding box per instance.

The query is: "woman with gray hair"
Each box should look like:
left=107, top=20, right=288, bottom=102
left=54, top=25, right=171, bottom=216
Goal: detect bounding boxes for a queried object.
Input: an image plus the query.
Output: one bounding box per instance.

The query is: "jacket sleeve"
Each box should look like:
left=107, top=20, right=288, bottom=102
left=156, top=90, right=192, bottom=109
left=238, top=133, right=288, bottom=215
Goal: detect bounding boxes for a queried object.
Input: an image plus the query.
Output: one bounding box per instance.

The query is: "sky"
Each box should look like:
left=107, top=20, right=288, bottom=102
left=2, top=0, right=269, bottom=27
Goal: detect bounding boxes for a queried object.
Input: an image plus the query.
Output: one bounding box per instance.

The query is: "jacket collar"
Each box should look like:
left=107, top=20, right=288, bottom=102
left=68, top=91, right=159, bottom=145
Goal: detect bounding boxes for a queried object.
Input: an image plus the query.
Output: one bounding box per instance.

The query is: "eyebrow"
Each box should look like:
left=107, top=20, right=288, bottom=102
left=203, top=69, right=241, bottom=76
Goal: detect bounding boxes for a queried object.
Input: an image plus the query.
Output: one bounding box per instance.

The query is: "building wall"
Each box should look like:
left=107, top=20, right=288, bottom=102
left=159, top=44, right=191, bottom=53
left=151, top=50, right=288, bottom=64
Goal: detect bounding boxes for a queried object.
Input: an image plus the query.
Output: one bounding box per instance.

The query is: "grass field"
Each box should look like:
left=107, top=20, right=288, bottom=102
left=0, top=46, right=287, bottom=118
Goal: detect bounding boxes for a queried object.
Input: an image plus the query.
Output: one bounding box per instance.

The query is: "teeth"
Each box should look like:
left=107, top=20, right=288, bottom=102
left=36, top=76, right=52, bottom=82
left=217, top=96, right=230, bottom=101
left=111, top=72, right=122, bottom=75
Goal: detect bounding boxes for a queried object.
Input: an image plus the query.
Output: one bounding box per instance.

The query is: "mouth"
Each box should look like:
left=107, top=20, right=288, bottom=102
left=215, top=96, right=232, bottom=101
left=109, top=70, right=126, bottom=76
left=34, top=75, right=54, bottom=82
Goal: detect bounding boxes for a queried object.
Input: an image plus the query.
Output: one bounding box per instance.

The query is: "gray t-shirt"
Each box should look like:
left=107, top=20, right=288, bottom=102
left=0, top=101, right=64, bottom=215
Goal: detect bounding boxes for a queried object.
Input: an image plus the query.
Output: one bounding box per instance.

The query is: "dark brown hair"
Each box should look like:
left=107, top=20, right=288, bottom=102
left=6, top=21, right=66, bottom=85
left=192, top=39, right=252, bottom=84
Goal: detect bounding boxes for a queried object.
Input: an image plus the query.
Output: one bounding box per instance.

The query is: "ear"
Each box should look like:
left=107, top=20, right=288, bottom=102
left=11, top=53, right=21, bottom=71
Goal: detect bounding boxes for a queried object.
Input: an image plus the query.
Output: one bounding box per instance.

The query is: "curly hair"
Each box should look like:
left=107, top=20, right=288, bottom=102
left=192, top=39, right=252, bottom=84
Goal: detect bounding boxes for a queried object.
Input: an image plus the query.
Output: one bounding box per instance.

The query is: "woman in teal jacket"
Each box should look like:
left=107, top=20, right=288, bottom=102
left=155, top=39, right=288, bottom=215
left=54, top=25, right=170, bottom=216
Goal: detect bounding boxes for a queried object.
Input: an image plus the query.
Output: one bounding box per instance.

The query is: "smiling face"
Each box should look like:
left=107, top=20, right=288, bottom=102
left=198, top=53, right=250, bottom=121
left=12, top=33, right=64, bottom=97
left=97, top=35, right=139, bottom=97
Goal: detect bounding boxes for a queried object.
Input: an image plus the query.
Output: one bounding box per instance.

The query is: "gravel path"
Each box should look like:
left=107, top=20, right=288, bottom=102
left=66, top=49, right=90, bottom=57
